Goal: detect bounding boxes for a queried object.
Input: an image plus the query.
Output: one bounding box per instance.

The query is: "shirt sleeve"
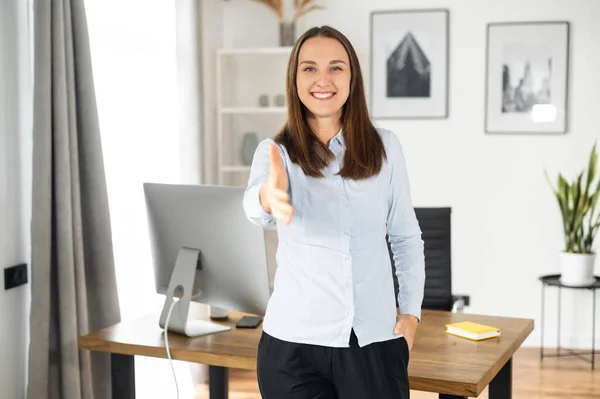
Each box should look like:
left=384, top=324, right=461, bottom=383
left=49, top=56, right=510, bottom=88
left=385, top=130, right=426, bottom=322
left=243, top=138, right=280, bottom=227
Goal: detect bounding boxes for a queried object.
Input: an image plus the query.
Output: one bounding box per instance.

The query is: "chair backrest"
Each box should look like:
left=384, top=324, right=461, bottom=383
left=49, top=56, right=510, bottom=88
left=387, top=207, right=452, bottom=312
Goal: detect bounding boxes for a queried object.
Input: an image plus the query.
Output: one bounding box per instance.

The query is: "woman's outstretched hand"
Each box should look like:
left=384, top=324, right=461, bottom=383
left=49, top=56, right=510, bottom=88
left=259, top=144, right=294, bottom=224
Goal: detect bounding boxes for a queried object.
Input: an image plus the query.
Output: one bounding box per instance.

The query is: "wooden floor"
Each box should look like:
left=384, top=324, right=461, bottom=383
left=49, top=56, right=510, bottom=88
left=195, top=347, right=599, bottom=398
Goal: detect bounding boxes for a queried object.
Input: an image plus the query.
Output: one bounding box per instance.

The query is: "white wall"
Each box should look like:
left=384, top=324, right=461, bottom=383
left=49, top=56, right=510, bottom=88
left=0, top=0, right=33, bottom=398
left=210, top=0, right=600, bottom=349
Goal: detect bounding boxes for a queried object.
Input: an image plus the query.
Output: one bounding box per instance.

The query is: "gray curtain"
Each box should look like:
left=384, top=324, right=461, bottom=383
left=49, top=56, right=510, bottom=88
left=27, top=0, right=121, bottom=398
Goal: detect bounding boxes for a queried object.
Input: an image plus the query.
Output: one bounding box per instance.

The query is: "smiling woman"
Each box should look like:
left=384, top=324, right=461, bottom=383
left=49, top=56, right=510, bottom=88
left=243, top=25, right=426, bottom=399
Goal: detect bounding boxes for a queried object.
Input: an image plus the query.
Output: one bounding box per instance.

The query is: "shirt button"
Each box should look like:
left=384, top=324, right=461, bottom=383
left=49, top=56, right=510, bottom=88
left=336, top=181, right=342, bottom=186
left=344, top=232, right=349, bottom=236
left=344, top=204, right=349, bottom=209
left=346, top=282, right=351, bottom=288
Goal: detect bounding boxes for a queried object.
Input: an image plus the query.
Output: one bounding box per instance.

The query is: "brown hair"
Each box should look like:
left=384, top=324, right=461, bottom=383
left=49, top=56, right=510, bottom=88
left=274, top=25, right=386, bottom=180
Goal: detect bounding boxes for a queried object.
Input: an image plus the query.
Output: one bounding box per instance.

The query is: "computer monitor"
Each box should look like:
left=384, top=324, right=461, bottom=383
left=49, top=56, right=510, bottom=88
left=143, top=182, right=272, bottom=337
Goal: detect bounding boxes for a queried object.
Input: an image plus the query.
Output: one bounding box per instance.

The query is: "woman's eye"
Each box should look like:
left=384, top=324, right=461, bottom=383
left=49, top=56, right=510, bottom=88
left=302, top=66, right=343, bottom=72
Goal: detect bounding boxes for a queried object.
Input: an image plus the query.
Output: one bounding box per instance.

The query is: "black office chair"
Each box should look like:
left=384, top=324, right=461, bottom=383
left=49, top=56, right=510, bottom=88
left=388, top=207, right=465, bottom=313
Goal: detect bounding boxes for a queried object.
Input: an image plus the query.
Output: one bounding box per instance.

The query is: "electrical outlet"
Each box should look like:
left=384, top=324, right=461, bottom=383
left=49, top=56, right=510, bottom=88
left=4, top=263, right=28, bottom=290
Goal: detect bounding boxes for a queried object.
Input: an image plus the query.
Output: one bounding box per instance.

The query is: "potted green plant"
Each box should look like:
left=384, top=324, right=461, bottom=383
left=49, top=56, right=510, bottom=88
left=546, top=142, right=600, bottom=286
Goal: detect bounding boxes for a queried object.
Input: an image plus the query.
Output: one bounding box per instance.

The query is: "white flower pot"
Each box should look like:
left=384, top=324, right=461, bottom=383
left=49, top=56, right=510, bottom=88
left=559, top=252, right=596, bottom=287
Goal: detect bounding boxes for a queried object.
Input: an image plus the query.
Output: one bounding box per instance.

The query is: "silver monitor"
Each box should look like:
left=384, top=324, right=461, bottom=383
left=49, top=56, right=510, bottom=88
left=143, top=182, right=271, bottom=337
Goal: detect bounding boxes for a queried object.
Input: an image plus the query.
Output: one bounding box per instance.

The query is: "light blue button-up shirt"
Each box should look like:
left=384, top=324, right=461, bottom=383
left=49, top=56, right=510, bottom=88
left=243, top=127, right=425, bottom=348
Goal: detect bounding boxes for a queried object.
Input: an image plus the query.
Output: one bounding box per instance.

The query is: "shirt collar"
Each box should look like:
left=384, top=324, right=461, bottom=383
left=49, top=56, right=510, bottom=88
left=330, top=128, right=345, bottom=149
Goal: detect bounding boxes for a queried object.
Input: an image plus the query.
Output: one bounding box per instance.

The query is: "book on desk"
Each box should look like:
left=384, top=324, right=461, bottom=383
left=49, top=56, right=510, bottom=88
left=445, top=321, right=501, bottom=341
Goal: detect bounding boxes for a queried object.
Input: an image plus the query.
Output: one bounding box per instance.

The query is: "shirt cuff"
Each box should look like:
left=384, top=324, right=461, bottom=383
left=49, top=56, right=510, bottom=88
left=399, top=302, right=422, bottom=324
left=243, top=183, right=275, bottom=226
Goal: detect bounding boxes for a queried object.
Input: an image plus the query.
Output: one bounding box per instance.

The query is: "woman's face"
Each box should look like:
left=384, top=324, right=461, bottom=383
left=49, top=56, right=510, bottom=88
left=296, top=36, right=351, bottom=120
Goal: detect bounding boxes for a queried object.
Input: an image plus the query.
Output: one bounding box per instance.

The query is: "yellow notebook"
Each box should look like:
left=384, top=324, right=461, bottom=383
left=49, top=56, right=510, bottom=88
left=445, top=321, right=501, bottom=341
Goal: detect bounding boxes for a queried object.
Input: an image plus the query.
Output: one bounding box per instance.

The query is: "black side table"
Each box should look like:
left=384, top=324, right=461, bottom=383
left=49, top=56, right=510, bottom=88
left=539, top=274, right=599, bottom=370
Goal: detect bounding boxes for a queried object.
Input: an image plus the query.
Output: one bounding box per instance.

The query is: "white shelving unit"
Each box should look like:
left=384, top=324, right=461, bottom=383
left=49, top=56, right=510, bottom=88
left=216, top=47, right=292, bottom=188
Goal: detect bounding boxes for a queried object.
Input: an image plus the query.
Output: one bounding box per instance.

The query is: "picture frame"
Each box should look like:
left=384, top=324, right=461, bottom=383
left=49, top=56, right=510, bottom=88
left=485, top=21, right=570, bottom=134
left=369, top=9, right=449, bottom=119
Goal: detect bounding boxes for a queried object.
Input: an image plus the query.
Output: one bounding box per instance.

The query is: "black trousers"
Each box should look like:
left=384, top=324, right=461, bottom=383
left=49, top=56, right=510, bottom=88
left=257, top=329, right=410, bottom=399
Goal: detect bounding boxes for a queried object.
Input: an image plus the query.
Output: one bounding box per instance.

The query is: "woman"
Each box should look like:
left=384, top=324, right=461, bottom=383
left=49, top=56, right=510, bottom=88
left=243, top=25, right=425, bottom=399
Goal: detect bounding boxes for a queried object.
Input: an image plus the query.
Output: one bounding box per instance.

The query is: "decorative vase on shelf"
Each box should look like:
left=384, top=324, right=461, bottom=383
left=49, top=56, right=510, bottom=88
left=275, top=94, right=285, bottom=107
left=248, top=0, right=324, bottom=47
left=241, top=132, right=259, bottom=165
left=280, top=21, right=295, bottom=46
left=259, top=94, right=269, bottom=107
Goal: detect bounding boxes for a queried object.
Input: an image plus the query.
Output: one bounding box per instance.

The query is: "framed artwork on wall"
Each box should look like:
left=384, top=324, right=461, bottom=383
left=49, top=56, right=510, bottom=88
left=485, top=21, right=570, bottom=134
left=369, top=9, right=449, bottom=119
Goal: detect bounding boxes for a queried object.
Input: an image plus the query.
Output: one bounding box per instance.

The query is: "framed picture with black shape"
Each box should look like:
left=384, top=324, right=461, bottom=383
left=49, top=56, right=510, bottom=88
left=370, top=9, right=449, bottom=119
left=485, top=21, right=570, bottom=134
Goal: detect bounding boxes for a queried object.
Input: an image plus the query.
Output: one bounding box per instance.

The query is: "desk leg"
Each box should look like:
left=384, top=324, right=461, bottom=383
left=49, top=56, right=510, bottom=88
left=209, top=365, right=228, bottom=399
left=439, top=395, right=466, bottom=399
left=489, top=357, right=512, bottom=399
left=111, top=353, right=135, bottom=399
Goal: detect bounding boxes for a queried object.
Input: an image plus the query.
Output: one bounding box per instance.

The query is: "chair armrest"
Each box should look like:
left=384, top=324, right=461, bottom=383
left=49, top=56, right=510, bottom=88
left=451, top=295, right=470, bottom=313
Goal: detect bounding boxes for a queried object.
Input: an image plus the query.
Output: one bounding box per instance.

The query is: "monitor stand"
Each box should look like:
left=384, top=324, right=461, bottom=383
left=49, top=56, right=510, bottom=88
left=159, top=246, right=231, bottom=337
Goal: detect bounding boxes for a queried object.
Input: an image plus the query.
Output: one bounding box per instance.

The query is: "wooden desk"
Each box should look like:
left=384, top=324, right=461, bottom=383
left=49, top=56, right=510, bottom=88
left=78, top=308, right=533, bottom=399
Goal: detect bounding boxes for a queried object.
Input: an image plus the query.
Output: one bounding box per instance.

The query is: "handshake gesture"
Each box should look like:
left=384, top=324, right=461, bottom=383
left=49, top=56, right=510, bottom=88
left=259, top=144, right=294, bottom=224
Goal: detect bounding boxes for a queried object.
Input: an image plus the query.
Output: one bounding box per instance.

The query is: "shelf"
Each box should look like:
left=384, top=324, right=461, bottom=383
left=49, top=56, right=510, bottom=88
left=216, top=45, right=287, bottom=188
left=221, top=165, right=251, bottom=173
left=220, top=107, right=286, bottom=114
left=218, top=47, right=293, bottom=56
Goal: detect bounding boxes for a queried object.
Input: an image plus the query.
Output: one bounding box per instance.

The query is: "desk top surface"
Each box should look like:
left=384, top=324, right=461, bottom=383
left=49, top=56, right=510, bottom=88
left=79, top=306, right=533, bottom=397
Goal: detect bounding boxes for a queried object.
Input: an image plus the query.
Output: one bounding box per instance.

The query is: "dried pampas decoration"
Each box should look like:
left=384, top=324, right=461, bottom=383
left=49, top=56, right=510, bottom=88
left=250, top=0, right=325, bottom=21
left=292, top=0, right=325, bottom=22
